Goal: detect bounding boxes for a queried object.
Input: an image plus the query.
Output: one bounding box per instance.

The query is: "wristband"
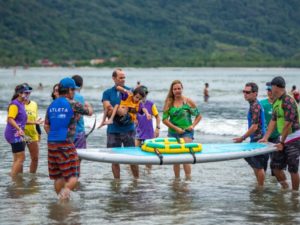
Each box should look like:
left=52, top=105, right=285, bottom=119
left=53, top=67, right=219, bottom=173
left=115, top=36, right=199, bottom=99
left=242, top=135, right=246, bottom=140
left=280, top=141, right=285, bottom=146
left=156, top=126, right=160, bottom=129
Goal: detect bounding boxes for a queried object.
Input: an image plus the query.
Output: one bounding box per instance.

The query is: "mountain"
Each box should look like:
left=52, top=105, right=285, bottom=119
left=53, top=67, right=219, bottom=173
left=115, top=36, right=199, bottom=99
left=0, top=0, right=300, bottom=67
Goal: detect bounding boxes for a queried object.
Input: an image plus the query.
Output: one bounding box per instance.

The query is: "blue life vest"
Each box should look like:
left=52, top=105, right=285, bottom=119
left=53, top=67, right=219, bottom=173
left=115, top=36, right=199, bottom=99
left=47, top=97, right=74, bottom=142
left=247, top=100, right=266, bottom=142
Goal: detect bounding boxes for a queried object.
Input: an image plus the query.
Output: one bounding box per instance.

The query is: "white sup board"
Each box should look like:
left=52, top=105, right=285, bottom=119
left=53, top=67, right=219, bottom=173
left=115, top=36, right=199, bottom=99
left=77, top=142, right=276, bottom=165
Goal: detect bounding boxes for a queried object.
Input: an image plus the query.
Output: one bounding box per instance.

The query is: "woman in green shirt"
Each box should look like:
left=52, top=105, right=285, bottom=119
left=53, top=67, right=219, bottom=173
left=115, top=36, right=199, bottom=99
left=163, top=80, right=202, bottom=179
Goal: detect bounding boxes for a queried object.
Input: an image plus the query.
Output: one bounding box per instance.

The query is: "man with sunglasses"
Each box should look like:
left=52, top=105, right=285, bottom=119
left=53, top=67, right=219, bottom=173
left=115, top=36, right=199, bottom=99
left=259, top=76, right=300, bottom=191
left=234, top=82, right=267, bottom=187
left=44, top=77, right=93, bottom=200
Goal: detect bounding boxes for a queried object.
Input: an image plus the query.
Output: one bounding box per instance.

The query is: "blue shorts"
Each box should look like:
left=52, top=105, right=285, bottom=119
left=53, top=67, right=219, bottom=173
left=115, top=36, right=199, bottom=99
left=168, top=130, right=194, bottom=140
left=107, top=131, right=135, bottom=148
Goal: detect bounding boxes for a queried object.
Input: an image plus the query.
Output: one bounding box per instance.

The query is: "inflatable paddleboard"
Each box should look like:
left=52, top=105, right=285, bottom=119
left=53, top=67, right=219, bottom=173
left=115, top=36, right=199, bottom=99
left=77, top=142, right=276, bottom=165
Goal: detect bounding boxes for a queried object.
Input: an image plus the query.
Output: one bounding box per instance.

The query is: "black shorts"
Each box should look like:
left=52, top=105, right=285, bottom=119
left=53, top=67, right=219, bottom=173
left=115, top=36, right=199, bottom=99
left=271, top=139, right=300, bottom=173
left=11, top=142, right=26, bottom=153
left=245, top=154, right=270, bottom=170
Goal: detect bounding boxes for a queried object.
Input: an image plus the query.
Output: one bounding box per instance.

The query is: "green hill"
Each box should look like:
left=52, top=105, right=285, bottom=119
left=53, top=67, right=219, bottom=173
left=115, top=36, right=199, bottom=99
left=1, top=0, right=300, bottom=67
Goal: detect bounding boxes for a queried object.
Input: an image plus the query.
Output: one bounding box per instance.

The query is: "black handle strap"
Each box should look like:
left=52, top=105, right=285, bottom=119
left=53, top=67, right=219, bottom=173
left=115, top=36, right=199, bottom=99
left=85, top=115, right=97, bottom=139
left=154, top=148, right=163, bottom=165
left=175, top=136, right=181, bottom=144
left=189, top=147, right=197, bottom=164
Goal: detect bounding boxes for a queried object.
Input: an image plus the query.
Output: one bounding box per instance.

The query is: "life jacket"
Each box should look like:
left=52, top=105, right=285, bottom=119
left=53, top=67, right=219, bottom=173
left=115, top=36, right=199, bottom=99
left=47, top=97, right=74, bottom=142
left=247, top=100, right=266, bottom=141
left=272, top=96, right=300, bottom=134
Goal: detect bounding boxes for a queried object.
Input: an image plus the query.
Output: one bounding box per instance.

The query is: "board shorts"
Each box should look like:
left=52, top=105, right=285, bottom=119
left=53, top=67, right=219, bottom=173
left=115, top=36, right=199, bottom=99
left=270, top=139, right=300, bottom=173
left=11, top=141, right=26, bottom=153
left=107, top=131, right=135, bottom=148
left=245, top=154, right=269, bottom=170
left=74, top=132, right=87, bottom=149
left=48, top=142, right=80, bottom=180
left=168, top=130, right=194, bottom=140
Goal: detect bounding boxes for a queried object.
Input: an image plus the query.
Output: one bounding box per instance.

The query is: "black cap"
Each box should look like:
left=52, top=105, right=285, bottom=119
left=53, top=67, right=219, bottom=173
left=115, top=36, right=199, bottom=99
left=15, top=83, right=33, bottom=93
left=270, top=76, right=285, bottom=88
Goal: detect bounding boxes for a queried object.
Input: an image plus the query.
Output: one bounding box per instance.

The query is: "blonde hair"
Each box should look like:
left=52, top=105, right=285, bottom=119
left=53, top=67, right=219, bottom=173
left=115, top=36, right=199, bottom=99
left=163, top=80, right=183, bottom=111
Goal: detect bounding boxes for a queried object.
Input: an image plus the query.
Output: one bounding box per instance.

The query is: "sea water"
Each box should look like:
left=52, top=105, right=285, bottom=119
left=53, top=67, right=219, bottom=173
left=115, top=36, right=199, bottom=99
left=0, top=67, right=299, bottom=224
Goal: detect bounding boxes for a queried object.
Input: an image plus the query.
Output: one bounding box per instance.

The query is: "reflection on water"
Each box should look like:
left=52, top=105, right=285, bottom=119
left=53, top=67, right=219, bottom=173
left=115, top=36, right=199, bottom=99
left=47, top=201, right=81, bottom=224
left=6, top=174, right=40, bottom=199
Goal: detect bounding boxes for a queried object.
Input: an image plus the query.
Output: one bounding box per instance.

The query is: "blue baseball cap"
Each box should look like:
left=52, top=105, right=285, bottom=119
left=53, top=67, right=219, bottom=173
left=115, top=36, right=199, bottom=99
left=266, top=82, right=272, bottom=91
left=59, top=77, right=79, bottom=89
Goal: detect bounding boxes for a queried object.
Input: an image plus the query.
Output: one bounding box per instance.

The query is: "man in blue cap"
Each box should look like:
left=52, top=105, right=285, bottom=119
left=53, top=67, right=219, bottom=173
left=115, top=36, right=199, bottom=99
left=44, top=77, right=93, bottom=200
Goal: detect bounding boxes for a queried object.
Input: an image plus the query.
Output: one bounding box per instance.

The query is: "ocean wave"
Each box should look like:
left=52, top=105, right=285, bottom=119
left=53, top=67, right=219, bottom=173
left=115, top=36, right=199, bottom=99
left=0, top=111, right=247, bottom=137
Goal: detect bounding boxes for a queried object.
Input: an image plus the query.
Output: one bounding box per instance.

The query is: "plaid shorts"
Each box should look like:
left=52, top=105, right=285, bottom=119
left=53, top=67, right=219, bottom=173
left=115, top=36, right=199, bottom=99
left=271, top=139, right=300, bottom=173
left=48, top=142, right=80, bottom=180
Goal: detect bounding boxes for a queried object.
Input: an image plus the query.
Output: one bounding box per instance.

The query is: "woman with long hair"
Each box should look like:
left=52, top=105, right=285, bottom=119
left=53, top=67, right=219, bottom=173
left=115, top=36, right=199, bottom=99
left=163, top=80, right=202, bottom=179
left=4, top=84, right=31, bottom=177
left=51, top=83, right=59, bottom=100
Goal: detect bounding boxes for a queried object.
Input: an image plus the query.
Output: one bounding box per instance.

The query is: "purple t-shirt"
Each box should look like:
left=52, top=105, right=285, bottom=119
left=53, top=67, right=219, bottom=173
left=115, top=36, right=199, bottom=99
left=136, top=100, right=156, bottom=140
left=4, top=99, right=27, bottom=143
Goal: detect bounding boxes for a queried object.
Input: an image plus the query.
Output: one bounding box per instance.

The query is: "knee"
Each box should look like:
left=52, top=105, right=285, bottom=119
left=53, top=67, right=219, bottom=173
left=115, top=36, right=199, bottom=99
left=31, top=156, right=39, bottom=163
left=16, top=155, right=25, bottom=164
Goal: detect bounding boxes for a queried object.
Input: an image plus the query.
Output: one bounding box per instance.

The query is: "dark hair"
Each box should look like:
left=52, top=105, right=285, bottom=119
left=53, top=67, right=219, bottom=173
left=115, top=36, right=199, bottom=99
left=133, top=86, right=146, bottom=98
left=112, top=68, right=122, bottom=78
left=72, top=74, right=83, bottom=88
left=11, top=84, right=21, bottom=100
left=140, top=85, right=148, bottom=95
left=51, top=83, right=59, bottom=100
left=292, top=85, right=296, bottom=90
left=58, top=84, right=69, bottom=95
left=205, top=83, right=209, bottom=87
left=245, top=82, right=258, bottom=93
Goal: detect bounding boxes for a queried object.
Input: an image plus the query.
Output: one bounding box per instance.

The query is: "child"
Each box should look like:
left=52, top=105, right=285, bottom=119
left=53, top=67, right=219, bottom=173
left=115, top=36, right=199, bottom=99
left=135, top=86, right=160, bottom=146
left=135, top=86, right=160, bottom=170
left=100, top=86, right=151, bottom=127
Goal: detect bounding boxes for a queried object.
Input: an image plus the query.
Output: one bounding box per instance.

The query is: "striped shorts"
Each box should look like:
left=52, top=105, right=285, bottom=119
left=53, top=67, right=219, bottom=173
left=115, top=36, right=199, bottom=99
left=48, top=142, right=80, bottom=180
left=271, top=139, right=300, bottom=173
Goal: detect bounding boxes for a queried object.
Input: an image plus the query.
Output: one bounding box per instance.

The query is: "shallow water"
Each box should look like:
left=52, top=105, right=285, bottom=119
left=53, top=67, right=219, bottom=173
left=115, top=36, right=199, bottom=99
left=0, top=67, right=300, bottom=224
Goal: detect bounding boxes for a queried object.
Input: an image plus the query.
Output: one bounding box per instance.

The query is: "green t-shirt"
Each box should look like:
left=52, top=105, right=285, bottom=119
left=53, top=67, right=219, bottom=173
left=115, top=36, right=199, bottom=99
left=260, top=98, right=280, bottom=139
left=163, top=103, right=200, bottom=134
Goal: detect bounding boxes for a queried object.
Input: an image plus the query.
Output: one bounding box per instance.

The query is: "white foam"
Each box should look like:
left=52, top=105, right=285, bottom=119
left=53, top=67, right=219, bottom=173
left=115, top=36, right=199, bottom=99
left=0, top=111, right=247, bottom=137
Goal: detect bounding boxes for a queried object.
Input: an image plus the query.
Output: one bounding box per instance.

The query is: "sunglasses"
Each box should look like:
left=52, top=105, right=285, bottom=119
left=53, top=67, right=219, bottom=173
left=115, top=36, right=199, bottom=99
left=242, top=90, right=252, bottom=94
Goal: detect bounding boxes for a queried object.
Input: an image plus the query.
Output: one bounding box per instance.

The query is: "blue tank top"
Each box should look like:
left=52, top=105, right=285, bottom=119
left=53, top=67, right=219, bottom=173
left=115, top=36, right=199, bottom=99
left=247, top=100, right=266, bottom=142
left=47, top=97, right=74, bottom=142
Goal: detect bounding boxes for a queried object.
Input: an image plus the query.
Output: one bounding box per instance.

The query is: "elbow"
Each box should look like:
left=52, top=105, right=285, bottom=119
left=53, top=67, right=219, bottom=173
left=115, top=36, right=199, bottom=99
left=252, top=124, right=258, bottom=131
